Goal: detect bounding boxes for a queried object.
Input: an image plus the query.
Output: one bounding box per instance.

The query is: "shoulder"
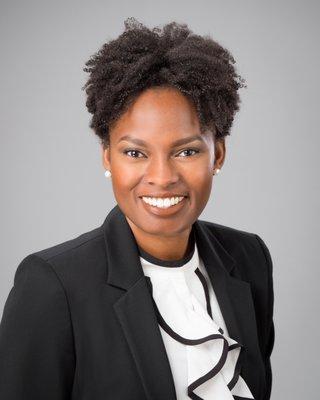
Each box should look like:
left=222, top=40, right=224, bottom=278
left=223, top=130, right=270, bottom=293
left=198, top=218, right=273, bottom=281
left=14, top=224, right=106, bottom=290
left=199, top=218, right=258, bottom=244
left=33, top=224, right=104, bottom=262
left=199, top=218, right=269, bottom=254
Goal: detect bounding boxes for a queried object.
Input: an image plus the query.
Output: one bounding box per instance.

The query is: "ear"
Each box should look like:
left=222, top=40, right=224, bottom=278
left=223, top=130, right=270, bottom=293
left=214, top=138, right=226, bottom=170
left=101, top=144, right=111, bottom=171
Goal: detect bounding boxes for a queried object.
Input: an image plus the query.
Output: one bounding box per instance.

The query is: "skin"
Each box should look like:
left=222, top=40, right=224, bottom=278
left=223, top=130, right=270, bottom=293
left=102, top=86, right=226, bottom=261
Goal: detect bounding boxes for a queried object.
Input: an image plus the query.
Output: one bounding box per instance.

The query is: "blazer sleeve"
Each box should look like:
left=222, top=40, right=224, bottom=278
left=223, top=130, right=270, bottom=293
left=0, top=254, right=76, bottom=400
left=254, top=234, right=275, bottom=400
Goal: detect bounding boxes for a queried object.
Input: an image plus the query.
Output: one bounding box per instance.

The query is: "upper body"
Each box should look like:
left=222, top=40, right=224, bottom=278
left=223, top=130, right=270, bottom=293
left=0, top=18, right=275, bottom=400
left=0, top=204, right=274, bottom=400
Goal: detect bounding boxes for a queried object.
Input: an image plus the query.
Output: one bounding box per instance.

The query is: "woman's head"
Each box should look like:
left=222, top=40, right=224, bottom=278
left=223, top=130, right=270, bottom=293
left=82, top=17, right=246, bottom=237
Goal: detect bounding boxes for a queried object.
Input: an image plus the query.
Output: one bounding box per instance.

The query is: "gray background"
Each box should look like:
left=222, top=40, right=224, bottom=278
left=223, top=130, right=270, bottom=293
left=1, top=0, right=319, bottom=398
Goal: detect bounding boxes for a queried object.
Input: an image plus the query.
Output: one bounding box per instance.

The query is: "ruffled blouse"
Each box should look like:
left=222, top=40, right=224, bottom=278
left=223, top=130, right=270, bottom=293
left=137, top=228, right=255, bottom=400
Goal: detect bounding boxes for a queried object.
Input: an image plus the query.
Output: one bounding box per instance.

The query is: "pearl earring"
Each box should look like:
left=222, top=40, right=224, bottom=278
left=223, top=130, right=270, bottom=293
left=104, top=170, right=111, bottom=178
left=214, top=168, right=221, bottom=175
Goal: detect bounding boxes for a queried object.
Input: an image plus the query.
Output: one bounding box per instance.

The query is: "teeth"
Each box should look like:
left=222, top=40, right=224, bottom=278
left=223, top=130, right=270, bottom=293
left=142, top=196, right=185, bottom=208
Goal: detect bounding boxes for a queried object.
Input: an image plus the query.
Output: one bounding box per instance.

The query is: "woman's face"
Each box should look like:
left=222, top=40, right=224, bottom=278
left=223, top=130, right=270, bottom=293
left=102, top=86, right=225, bottom=238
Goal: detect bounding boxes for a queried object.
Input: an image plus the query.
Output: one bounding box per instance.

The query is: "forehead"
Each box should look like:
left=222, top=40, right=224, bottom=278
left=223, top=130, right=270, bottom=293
left=110, top=87, right=201, bottom=142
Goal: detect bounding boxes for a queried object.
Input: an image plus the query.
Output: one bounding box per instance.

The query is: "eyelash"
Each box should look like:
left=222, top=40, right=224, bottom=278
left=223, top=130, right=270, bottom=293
left=122, top=148, right=201, bottom=158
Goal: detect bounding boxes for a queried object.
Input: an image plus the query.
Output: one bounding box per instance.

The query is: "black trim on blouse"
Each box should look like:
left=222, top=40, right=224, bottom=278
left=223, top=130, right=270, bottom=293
left=137, top=225, right=196, bottom=268
left=144, top=254, right=249, bottom=400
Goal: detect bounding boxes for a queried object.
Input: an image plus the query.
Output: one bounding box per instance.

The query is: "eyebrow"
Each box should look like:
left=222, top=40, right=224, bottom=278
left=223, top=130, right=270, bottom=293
left=118, top=134, right=204, bottom=147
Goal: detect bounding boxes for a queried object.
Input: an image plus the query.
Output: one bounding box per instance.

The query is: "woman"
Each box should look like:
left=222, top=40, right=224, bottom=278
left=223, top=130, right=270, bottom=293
left=0, top=17, right=274, bottom=400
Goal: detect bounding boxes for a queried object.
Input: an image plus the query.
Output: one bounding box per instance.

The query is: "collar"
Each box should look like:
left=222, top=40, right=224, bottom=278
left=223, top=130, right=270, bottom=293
left=102, top=204, right=236, bottom=291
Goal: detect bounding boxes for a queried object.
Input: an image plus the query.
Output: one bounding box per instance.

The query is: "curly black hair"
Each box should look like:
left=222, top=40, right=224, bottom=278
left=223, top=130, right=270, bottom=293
left=82, top=17, right=246, bottom=147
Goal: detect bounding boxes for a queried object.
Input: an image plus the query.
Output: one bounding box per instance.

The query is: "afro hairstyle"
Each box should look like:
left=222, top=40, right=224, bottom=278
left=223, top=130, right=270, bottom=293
left=82, top=17, right=246, bottom=147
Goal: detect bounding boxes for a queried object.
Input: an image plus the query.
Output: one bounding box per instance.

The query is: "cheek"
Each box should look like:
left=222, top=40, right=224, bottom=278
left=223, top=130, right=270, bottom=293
left=188, top=165, right=213, bottom=188
left=189, top=168, right=213, bottom=206
left=111, top=158, right=139, bottom=188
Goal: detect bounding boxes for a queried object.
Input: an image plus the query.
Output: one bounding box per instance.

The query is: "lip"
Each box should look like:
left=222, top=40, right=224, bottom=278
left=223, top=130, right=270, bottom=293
left=139, top=196, right=188, bottom=217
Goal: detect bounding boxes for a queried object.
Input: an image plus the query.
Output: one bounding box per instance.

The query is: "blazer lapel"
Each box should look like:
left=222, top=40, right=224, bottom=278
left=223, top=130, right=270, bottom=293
left=102, top=204, right=260, bottom=400
left=103, top=205, right=177, bottom=400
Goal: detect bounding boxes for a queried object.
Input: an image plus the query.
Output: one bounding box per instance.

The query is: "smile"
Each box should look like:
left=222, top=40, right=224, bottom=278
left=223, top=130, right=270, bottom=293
left=139, top=195, right=188, bottom=217
left=142, top=196, right=185, bottom=209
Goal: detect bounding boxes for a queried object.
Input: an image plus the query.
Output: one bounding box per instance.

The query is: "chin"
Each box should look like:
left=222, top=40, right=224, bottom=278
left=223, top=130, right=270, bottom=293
left=133, top=212, right=194, bottom=235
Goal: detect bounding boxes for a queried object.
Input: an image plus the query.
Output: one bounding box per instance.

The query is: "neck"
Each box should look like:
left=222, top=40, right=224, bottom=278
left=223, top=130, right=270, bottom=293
left=125, top=217, right=194, bottom=261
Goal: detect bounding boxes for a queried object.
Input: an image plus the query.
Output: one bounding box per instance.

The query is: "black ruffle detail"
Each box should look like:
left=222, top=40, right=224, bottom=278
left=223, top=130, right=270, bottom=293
left=145, top=266, right=247, bottom=400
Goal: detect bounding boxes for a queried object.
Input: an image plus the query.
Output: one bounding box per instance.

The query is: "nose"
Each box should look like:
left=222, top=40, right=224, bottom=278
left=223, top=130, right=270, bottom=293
left=145, top=156, right=180, bottom=187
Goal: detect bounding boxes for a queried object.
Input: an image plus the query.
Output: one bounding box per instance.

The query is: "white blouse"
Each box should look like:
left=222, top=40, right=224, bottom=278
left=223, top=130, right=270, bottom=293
left=138, top=235, right=255, bottom=400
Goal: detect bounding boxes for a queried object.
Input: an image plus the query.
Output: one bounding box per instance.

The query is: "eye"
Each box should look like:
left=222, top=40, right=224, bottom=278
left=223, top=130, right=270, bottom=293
left=122, top=148, right=201, bottom=158
left=122, top=149, right=145, bottom=158
left=177, top=148, right=200, bottom=157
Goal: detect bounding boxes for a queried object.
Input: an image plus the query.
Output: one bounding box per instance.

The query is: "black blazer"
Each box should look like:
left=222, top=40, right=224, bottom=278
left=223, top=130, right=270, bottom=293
left=0, top=204, right=275, bottom=400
